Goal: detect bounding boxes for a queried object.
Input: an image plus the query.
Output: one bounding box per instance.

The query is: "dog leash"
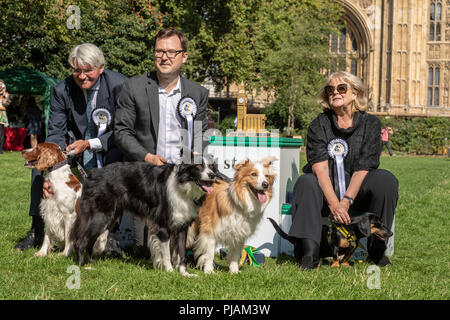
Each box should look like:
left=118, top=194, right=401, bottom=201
left=64, top=131, right=88, bottom=182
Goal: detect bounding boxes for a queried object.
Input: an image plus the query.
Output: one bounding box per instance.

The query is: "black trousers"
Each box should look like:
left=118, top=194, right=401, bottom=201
left=0, top=124, right=4, bottom=153
left=288, top=169, right=398, bottom=253
left=382, top=141, right=393, bottom=156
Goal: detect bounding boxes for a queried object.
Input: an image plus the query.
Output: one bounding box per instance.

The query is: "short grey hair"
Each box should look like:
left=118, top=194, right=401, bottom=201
left=68, top=43, right=105, bottom=69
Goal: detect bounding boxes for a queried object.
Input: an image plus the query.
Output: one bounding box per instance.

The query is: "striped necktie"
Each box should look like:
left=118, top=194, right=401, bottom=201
left=83, top=89, right=96, bottom=170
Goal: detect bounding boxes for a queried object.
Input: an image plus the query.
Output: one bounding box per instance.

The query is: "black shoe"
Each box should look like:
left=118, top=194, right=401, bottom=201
left=369, top=254, right=392, bottom=267
left=14, top=228, right=44, bottom=251
left=300, top=256, right=320, bottom=270
left=105, top=233, right=123, bottom=258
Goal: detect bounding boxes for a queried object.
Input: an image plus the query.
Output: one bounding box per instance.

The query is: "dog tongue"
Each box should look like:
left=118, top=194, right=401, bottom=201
left=257, top=192, right=267, bottom=203
left=201, top=184, right=214, bottom=194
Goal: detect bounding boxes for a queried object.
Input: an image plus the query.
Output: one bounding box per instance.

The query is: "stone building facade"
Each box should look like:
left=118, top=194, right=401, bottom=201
left=336, top=0, right=449, bottom=116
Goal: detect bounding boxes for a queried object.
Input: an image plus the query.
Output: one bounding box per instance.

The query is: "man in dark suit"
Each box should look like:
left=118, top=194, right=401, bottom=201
left=114, top=28, right=209, bottom=255
left=15, top=43, right=127, bottom=251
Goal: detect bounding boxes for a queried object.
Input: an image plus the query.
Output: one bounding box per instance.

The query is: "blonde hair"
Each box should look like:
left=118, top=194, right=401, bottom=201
left=317, top=71, right=368, bottom=112
left=68, top=43, right=105, bottom=69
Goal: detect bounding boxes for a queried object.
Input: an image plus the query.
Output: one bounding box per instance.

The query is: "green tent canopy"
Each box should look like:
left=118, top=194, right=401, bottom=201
left=0, top=66, right=59, bottom=136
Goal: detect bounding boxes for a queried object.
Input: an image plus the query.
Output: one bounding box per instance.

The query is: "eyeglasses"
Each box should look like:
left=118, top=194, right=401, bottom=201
left=72, top=68, right=96, bottom=76
left=154, top=49, right=184, bottom=59
left=325, top=83, right=349, bottom=96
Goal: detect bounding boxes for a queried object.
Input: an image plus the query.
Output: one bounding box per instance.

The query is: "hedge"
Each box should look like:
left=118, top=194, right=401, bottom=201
left=379, top=116, right=449, bottom=155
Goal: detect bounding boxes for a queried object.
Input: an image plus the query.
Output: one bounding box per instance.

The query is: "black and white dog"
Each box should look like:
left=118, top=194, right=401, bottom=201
left=71, top=155, right=217, bottom=276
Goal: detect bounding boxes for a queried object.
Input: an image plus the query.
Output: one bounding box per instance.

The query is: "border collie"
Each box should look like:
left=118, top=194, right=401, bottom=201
left=187, top=157, right=277, bottom=274
left=71, top=156, right=217, bottom=276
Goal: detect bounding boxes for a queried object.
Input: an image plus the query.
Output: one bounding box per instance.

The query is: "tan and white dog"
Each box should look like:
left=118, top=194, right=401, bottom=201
left=22, top=142, right=107, bottom=257
left=187, top=157, right=277, bottom=274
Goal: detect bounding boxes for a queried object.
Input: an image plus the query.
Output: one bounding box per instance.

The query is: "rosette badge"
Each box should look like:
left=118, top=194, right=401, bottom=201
left=91, top=107, right=112, bottom=169
left=92, top=107, right=111, bottom=128
left=328, top=138, right=349, bottom=200
left=177, top=96, right=197, bottom=149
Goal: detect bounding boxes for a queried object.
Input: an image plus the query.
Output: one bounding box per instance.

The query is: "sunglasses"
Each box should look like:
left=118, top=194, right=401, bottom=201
left=325, top=83, right=348, bottom=96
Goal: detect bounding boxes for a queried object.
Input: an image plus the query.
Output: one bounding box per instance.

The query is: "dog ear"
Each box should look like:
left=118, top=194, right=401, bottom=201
left=34, top=145, right=58, bottom=171
left=356, top=214, right=371, bottom=237
left=261, top=156, right=277, bottom=167
left=233, top=159, right=250, bottom=171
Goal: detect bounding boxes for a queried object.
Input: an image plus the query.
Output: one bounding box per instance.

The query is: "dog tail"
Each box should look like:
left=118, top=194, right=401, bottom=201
left=267, top=218, right=296, bottom=244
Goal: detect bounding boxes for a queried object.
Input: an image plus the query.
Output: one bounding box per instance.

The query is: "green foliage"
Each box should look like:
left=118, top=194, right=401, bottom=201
left=0, top=0, right=343, bottom=93
left=0, top=0, right=164, bottom=78
left=215, top=115, right=236, bottom=134
left=379, top=117, right=450, bottom=155
left=258, top=0, right=343, bottom=131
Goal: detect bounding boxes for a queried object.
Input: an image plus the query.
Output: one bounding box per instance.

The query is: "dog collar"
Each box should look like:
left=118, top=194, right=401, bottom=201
left=48, top=159, right=69, bottom=172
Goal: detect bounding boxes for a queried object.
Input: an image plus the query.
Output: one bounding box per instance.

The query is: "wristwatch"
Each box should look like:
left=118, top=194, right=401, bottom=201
left=343, top=195, right=354, bottom=205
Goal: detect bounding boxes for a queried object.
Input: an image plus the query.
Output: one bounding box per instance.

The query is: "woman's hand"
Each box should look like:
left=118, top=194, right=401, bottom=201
left=328, top=199, right=351, bottom=225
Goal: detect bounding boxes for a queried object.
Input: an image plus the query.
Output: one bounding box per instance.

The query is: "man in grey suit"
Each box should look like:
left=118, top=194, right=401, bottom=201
left=115, top=28, right=208, bottom=164
left=15, top=43, right=127, bottom=252
left=114, top=28, right=209, bottom=256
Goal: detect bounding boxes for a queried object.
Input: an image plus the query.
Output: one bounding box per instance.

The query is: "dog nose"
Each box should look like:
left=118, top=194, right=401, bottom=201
left=208, top=172, right=216, bottom=179
left=262, top=181, right=269, bottom=189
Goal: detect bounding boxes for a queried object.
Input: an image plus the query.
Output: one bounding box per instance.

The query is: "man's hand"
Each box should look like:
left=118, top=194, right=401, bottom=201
left=43, top=180, right=54, bottom=198
left=66, top=140, right=90, bottom=156
left=144, top=153, right=168, bottom=166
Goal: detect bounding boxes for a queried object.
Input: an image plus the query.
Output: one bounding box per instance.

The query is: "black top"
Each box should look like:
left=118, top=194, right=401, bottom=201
left=303, top=110, right=382, bottom=191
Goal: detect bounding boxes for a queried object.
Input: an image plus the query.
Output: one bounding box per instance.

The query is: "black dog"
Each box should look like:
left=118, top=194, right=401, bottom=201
left=268, top=212, right=392, bottom=267
left=71, top=156, right=217, bottom=277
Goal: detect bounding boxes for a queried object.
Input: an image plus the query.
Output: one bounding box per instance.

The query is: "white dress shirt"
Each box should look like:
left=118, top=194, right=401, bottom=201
left=82, top=80, right=102, bottom=152
left=156, top=77, right=183, bottom=163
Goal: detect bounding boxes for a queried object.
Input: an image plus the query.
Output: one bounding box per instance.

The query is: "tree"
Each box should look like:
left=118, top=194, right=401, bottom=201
left=258, top=0, right=343, bottom=133
left=0, top=0, right=165, bottom=78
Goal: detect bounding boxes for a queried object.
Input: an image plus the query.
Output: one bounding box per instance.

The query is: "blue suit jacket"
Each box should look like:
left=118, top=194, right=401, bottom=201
left=47, top=69, right=127, bottom=164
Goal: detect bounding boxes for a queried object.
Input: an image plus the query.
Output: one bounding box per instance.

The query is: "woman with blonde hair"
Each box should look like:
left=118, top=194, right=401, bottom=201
left=288, top=71, right=398, bottom=269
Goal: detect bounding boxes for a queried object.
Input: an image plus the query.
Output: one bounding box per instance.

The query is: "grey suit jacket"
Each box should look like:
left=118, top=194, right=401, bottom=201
left=47, top=69, right=127, bottom=163
left=114, top=71, right=209, bottom=161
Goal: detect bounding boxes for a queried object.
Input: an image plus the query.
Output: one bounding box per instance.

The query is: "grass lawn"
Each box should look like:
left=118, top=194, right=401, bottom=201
left=0, top=151, right=448, bottom=300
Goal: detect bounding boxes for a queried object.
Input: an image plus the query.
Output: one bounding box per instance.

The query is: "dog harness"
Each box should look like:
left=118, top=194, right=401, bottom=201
left=328, top=221, right=362, bottom=257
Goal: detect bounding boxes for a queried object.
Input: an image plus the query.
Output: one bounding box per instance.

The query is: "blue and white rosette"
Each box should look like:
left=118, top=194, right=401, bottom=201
left=327, top=138, right=349, bottom=200
left=92, top=107, right=111, bottom=168
left=177, top=96, right=197, bottom=149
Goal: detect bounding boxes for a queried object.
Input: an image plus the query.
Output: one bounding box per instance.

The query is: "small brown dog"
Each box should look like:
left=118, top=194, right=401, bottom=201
left=268, top=212, right=393, bottom=267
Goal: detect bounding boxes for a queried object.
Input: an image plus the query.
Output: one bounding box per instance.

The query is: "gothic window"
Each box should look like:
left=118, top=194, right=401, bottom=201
left=429, top=1, right=442, bottom=41
left=427, top=66, right=440, bottom=106
left=329, top=27, right=359, bottom=76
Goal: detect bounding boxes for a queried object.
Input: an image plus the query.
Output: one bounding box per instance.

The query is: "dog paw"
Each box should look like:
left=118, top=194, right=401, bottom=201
left=35, top=251, right=47, bottom=257
left=331, top=262, right=340, bottom=268
left=164, top=266, right=174, bottom=272
left=181, top=271, right=198, bottom=277
left=178, top=265, right=198, bottom=277
left=229, top=267, right=240, bottom=274
left=341, top=261, right=351, bottom=267
left=203, top=266, right=215, bottom=274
